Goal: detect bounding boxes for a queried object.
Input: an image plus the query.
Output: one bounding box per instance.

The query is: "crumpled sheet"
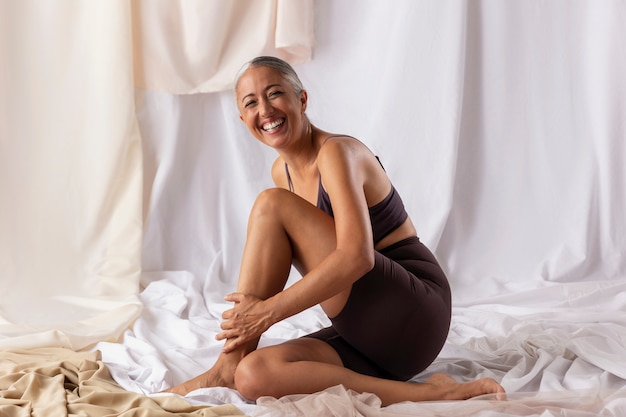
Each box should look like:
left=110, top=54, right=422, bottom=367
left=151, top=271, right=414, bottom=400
left=255, top=385, right=626, bottom=417
left=97, top=274, right=626, bottom=417
left=0, top=347, right=245, bottom=417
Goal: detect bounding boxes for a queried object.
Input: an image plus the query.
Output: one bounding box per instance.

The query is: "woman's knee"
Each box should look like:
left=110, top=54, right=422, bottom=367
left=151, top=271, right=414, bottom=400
left=234, top=351, right=276, bottom=401
left=252, top=188, right=291, bottom=214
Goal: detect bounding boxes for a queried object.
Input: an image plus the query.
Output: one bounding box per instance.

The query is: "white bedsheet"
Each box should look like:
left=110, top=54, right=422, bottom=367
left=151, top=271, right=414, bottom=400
left=97, top=273, right=626, bottom=416
left=95, top=1, right=626, bottom=415
left=3, top=1, right=625, bottom=414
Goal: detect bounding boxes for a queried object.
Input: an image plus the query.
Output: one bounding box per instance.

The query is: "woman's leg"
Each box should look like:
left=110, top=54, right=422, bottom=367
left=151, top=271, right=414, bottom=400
left=165, top=188, right=341, bottom=394
left=235, top=338, right=504, bottom=406
left=165, top=187, right=505, bottom=401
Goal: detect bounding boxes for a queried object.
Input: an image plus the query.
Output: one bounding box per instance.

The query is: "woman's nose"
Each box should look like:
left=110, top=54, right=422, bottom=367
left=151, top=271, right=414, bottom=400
left=259, top=98, right=274, bottom=117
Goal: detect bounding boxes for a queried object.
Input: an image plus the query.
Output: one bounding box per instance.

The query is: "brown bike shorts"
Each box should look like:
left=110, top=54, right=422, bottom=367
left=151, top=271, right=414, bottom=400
left=304, top=236, right=451, bottom=381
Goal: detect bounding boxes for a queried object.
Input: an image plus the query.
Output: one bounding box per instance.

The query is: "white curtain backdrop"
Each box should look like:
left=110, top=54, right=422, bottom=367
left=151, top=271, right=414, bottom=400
left=139, top=0, right=625, bottom=302
left=122, top=2, right=626, bottom=414
left=2, top=0, right=626, bottom=415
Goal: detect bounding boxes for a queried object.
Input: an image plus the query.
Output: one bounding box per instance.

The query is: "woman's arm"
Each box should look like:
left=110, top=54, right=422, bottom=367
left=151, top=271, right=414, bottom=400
left=218, top=139, right=389, bottom=352
left=268, top=139, right=391, bottom=315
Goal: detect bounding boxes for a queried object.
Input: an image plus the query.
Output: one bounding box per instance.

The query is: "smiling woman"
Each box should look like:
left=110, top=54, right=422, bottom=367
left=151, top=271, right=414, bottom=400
left=163, top=56, right=504, bottom=405
left=236, top=64, right=309, bottom=152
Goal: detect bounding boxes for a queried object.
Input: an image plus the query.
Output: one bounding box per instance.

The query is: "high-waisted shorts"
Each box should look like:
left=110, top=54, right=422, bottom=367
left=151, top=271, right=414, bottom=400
left=304, top=236, right=451, bottom=381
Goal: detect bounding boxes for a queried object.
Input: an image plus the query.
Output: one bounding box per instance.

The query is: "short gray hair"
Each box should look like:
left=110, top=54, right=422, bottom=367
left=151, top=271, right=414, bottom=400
left=234, top=56, right=305, bottom=96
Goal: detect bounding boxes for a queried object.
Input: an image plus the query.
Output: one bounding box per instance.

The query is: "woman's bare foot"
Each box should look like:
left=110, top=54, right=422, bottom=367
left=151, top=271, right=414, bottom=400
left=163, top=369, right=233, bottom=396
left=162, top=355, right=239, bottom=396
left=423, top=373, right=506, bottom=400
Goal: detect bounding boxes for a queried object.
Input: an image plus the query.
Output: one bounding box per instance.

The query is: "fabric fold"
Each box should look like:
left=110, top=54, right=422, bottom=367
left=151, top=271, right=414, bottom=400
left=131, top=0, right=314, bottom=94
left=0, top=347, right=246, bottom=416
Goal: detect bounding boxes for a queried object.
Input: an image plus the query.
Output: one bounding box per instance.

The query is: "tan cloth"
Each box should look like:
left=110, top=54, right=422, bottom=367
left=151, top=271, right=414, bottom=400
left=0, top=0, right=143, bottom=350
left=0, top=347, right=246, bottom=417
left=132, top=0, right=315, bottom=93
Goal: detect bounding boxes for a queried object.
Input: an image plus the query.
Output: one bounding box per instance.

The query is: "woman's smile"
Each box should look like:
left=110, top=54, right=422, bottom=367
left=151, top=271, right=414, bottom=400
left=262, top=117, right=285, bottom=133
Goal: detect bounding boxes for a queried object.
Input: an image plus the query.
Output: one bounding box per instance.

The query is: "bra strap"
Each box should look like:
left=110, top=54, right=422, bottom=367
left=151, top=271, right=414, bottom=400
left=284, top=163, right=294, bottom=192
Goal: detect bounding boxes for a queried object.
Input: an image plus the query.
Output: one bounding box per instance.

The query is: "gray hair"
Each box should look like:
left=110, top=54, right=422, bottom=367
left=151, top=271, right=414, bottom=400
left=234, top=56, right=305, bottom=96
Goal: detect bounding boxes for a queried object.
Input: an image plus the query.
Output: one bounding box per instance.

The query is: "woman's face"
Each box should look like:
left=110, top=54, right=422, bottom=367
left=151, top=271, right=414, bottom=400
left=236, top=66, right=308, bottom=149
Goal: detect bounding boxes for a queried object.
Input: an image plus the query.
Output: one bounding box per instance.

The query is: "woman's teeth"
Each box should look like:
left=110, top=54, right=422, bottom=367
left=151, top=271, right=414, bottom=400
left=263, top=119, right=284, bottom=132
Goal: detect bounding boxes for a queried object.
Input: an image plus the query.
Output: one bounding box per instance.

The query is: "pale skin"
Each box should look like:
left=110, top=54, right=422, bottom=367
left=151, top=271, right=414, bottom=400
left=164, top=65, right=505, bottom=405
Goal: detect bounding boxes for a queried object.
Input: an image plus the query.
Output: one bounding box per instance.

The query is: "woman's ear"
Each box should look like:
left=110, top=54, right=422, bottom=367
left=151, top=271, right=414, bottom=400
left=300, top=90, right=308, bottom=112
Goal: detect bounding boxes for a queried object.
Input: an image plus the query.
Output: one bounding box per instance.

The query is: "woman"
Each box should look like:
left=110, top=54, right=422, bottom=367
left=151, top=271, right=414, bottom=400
left=166, top=56, right=504, bottom=405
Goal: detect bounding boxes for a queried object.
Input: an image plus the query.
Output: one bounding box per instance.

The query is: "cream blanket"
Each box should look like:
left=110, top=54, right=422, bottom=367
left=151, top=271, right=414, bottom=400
left=0, top=347, right=245, bottom=417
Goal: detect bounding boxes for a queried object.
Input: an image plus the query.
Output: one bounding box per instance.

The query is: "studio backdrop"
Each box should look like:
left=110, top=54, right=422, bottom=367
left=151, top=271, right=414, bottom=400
left=0, top=0, right=624, bottom=356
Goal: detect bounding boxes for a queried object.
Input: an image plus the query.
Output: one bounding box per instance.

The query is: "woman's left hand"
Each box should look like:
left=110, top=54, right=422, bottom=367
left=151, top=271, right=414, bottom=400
left=217, top=292, right=275, bottom=353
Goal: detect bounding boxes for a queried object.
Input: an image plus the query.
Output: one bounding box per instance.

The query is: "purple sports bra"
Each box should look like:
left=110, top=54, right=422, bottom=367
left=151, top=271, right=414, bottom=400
left=284, top=161, right=409, bottom=244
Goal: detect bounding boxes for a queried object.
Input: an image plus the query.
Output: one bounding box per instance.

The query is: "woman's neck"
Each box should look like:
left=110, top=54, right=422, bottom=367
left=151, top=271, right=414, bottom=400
left=280, top=122, right=319, bottom=173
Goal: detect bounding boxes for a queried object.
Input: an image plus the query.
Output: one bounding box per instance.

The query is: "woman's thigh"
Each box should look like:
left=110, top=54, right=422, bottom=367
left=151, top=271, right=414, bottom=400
left=250, top=188, right=353, bottom=315
left=252, top=188, right=337, bottom=273
left=236, top=338, right=343, bottom=377
left=275, top=338, right=344, bottom=365
left=323, top=238, right=452, bottom=380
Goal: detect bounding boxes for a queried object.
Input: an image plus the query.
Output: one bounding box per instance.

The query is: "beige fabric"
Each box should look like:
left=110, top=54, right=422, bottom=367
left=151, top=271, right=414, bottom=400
left=0, top=0, right=143, bottom=350
left=132, top=0, right=315, bottom=93
left=0, top=347, right=245, bottom=416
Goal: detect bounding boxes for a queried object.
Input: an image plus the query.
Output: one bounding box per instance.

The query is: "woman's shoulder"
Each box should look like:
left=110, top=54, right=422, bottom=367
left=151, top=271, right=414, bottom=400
left=271, top=156, right=288, bottom=189
left=318, top=132, right=357, bottom=145
left=318, top=133, right=375, bottom=166
left=317, top=133, right=389, bottom=193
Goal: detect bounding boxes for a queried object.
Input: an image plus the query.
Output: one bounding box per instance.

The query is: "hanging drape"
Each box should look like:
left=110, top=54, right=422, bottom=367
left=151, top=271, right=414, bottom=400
left=98, top=2, right=626, bottom=414
left=0, top=1, right=143, bottom=350
left=132, top=0, right=314, bottom=93
left=0, top=0, right=314, bottom=350
left=2, top=0, right=625, bottom=414
left=136, top=0, right=626, bottom=304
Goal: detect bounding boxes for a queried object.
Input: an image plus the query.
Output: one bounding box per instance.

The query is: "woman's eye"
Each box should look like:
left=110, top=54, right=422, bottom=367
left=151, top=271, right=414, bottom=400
left=269, top=91, right=282, bottom=98
left=244, top=100, right=257, bottom=108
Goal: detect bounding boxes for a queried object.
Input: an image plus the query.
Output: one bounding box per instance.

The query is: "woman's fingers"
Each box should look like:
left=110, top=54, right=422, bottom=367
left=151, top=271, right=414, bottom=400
left=224, top=292, right=244, bottom=303
left=216, top=328, right=236, bottom=341
left=217, top=315, right=246, bottom=339
left=216, top=331, right=243, bottom=353
left=221, top=308, right=234, bottom=320
left=216, top=292, right=270, bottom=353
left=221, top=337, right=241, bottom=353
left=216, top=327, right=247, bottom=353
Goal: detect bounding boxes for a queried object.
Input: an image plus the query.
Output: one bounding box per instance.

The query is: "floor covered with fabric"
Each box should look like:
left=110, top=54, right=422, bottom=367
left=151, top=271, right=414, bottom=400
left=96, top=274, right=626, bottom=416
left=2, top=1, right=625, bottom=416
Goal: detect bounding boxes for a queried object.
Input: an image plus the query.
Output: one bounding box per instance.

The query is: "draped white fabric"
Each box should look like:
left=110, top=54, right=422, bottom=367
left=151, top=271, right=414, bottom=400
left=136, top=0, right=626, bottom=296
left=2, top=0, right=626, bottom=415
left=98, top=1, right=626, bottom=416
